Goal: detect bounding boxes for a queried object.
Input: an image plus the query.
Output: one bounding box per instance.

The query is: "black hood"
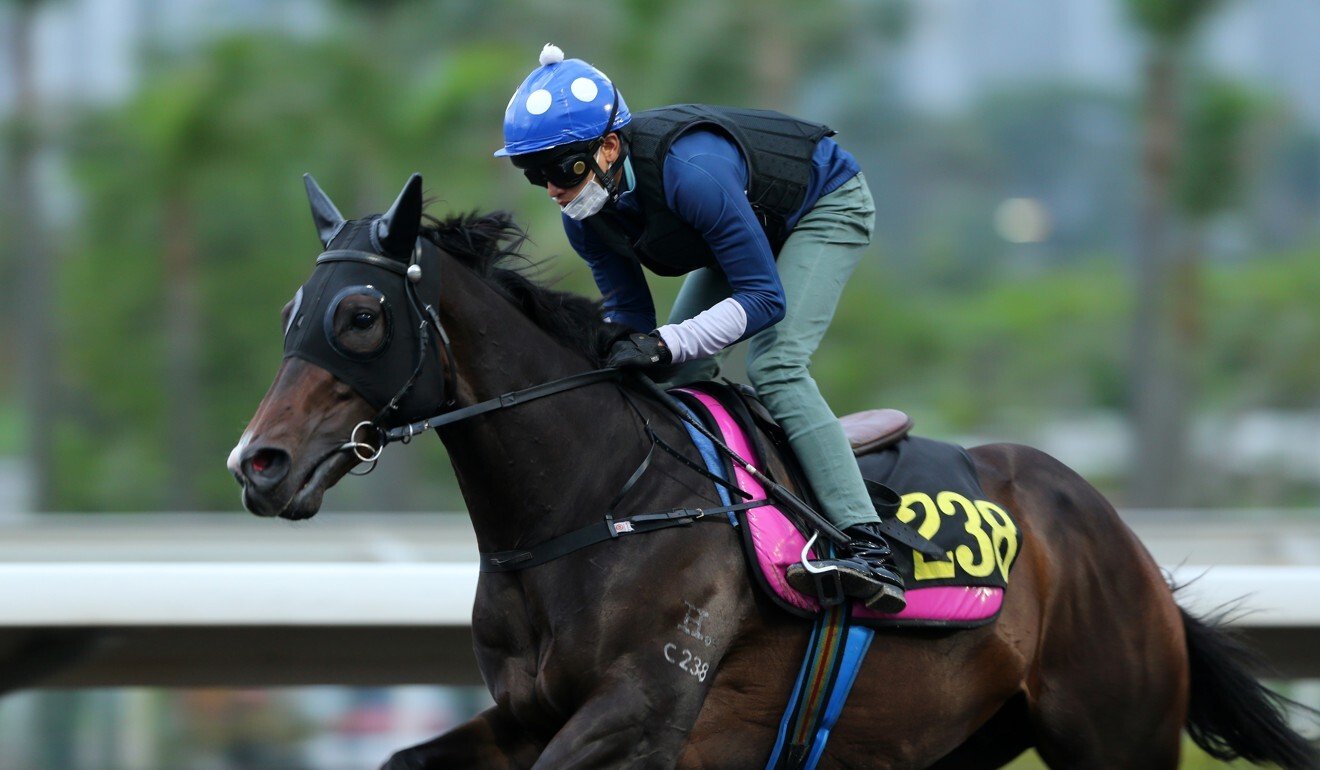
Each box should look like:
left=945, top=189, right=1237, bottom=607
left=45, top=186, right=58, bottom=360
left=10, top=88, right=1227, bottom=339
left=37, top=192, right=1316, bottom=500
left=282, top=174, right=447, bottom=423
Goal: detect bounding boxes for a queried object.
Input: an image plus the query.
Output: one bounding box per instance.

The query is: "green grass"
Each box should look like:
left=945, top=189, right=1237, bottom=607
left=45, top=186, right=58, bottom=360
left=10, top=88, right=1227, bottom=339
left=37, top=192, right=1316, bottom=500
left=1005, top=739, right=1271, bottom=768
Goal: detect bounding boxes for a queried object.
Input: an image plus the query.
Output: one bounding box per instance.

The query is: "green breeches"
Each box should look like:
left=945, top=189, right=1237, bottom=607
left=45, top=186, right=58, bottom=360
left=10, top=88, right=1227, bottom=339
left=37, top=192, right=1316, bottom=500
left=665, top=173, right=879, bottom=529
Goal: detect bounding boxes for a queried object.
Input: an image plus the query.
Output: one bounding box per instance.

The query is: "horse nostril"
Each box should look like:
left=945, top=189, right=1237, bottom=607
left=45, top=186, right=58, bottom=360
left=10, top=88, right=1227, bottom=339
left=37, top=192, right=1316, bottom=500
left=242, top=447, right=290, bottom=489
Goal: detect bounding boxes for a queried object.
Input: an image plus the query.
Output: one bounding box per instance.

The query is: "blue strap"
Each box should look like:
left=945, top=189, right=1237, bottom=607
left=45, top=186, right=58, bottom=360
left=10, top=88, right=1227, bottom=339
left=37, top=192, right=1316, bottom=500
left=671, top=389, right=875, bottom=768
left=764, top=616, right=825, bottom=768
left=802, top=626, right=876, bottom=769
left=672, top=398, right=738, bottom=523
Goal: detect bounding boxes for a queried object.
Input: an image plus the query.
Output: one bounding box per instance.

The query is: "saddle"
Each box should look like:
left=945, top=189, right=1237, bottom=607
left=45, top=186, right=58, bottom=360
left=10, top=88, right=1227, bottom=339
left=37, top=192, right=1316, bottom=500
left=734, top=383, right=914, bottom=456
left=841, top=409, right=914, bottom=455
left=671, top=382, right=1020, bottom=630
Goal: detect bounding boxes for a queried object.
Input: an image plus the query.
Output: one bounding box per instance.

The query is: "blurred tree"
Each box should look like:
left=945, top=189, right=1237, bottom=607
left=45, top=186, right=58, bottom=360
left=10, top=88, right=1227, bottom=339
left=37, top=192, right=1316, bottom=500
left=1170, top=80, right=1270, bottom=422
left=3, top=0, right=59, bottom=510
left=32, top=0, right=1318, bottom=514
left=976, top=86, right=1136, bottom=257
left=148, top=77, right=207, bottom=511
left=1122, top=0, right=1225, bottom=507
left=1177, top=82, right=1265, bottom=221
left=742, top=0, right=797, bottom=109
left=64, top=36, right=403, bottom=509
left=59, top=28, right=531, bottom=510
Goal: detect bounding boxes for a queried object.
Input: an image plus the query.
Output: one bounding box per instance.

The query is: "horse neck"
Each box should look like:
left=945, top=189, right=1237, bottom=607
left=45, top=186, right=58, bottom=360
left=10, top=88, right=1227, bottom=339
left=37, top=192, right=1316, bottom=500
left=433, top=256, right=643, bottom=552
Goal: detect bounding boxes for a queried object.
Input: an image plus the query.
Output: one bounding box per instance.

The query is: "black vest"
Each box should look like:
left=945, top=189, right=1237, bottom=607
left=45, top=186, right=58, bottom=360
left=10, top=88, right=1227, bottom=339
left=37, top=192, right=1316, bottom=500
left=585, top=104, right=834, bottom=276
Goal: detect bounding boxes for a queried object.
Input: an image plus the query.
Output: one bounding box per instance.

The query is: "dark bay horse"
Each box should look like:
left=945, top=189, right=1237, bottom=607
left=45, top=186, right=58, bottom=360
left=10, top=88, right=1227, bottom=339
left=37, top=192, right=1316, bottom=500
left=230, top=174, right=1315, bottom=769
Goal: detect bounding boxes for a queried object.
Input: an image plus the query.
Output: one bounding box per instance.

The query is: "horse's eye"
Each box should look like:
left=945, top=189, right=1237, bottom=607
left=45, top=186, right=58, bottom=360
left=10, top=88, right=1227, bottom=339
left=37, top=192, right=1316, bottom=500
left=324, top=285, right=389, bottom=360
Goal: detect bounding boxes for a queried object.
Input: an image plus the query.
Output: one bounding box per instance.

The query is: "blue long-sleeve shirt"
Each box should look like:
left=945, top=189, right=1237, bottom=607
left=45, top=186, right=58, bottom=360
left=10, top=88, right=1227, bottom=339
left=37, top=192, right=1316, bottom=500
left=564, top=128, right=860, bottom=358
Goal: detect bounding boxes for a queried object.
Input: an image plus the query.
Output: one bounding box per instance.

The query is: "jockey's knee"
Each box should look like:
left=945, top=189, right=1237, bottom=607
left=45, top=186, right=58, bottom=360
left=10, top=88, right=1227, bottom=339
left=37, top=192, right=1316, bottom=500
left=747, top=357, right=813, bottom=402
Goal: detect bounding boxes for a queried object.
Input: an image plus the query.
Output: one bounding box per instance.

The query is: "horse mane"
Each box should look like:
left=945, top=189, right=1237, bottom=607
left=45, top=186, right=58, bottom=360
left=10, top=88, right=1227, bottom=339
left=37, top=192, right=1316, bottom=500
left=419, top=210, right=612, bottom=366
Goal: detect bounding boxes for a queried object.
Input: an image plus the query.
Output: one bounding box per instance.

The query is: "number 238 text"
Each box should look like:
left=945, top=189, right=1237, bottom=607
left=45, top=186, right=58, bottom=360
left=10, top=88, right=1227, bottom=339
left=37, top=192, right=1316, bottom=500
left=663, top=642, right=710, bottom=682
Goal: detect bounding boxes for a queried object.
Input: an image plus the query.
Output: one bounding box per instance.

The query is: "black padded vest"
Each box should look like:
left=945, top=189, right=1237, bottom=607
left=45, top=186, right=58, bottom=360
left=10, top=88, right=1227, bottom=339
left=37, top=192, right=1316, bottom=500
left=585, top=104, right=834, bottom=276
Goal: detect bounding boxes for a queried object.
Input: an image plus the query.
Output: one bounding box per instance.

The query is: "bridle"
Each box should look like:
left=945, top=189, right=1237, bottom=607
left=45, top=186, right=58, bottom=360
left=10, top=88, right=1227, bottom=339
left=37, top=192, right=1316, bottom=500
left=318, top=236, right=453, bottom=467
left=329, top=236, right=620, bottom=470
left=316, top=230, right=857, bottom=560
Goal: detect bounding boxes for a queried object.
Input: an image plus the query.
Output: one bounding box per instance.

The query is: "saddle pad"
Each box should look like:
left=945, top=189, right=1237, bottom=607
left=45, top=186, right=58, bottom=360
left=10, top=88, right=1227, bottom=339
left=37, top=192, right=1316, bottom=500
left=675, top=387, right=1015, bottom=629
left=857, top=436, right=1019, bottom=592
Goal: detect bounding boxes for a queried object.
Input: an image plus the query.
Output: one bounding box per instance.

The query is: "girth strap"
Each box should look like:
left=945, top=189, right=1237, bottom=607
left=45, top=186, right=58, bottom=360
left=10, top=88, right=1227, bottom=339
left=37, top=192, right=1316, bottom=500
left=479, top=499, right=766, bottom=573
left=767, top=599, right=853, bottom=769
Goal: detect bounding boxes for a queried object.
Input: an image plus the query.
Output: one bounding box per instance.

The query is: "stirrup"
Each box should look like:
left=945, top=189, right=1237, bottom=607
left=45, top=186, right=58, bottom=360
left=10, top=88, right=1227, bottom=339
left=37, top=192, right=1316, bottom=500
left=792, top=533, right=908, bottom=613
left=797, top=533, right=848, bottom=607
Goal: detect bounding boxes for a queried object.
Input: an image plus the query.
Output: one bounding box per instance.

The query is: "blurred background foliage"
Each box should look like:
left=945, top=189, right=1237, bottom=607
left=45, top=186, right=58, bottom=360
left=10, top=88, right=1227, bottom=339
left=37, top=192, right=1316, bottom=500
left=0, top=0, right=1316, bottom=513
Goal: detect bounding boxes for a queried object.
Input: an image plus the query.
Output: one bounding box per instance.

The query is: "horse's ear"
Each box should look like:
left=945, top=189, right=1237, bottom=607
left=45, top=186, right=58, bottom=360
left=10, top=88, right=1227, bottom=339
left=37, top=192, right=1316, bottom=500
left=303, top=173, right=346, bottom=248
left=375, top=173, right=423, bottom=258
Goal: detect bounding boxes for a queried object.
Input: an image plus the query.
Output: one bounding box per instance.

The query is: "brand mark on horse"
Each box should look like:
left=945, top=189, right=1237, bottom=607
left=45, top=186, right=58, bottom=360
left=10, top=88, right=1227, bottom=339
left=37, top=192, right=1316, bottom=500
left=678, top=601, right=715, bottom=646
left=663, top=642, right=711, bottom=682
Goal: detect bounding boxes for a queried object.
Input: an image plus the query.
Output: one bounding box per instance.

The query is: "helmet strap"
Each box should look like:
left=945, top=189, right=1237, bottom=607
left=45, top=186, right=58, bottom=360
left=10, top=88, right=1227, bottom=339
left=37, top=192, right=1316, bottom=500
left=588, top=90, right=624, bottom=202
left=587, top=144, right=623, bottom=201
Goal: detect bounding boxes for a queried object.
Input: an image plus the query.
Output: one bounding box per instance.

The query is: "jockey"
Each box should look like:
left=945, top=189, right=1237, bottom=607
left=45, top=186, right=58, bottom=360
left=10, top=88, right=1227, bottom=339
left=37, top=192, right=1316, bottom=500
left=495, top=45, right=905, bottom=613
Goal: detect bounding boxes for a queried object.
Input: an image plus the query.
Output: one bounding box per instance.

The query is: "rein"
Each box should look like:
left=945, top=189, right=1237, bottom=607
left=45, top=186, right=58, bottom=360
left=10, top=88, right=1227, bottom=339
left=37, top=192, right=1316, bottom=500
left=344, top=368, right=622, bottom=462
left=341, top=360, right=773, bottom=572
left=318, top=239, right=838, bottom=569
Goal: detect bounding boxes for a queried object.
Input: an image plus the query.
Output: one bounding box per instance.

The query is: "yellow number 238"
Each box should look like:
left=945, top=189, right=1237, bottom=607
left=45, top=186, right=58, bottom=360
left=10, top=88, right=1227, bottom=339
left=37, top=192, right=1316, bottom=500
left=893, top=491, right=1019, bottom=583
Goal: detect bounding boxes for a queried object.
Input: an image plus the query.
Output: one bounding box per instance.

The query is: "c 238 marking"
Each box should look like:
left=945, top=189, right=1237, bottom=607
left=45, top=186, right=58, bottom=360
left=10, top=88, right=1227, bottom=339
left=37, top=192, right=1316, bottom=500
left=663, top=642, right=710, bottom=682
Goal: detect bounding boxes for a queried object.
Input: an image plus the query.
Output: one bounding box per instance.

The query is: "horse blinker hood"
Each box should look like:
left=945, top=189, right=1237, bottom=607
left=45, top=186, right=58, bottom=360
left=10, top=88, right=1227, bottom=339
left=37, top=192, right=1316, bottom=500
left=283, top=173, right=448, bottom=423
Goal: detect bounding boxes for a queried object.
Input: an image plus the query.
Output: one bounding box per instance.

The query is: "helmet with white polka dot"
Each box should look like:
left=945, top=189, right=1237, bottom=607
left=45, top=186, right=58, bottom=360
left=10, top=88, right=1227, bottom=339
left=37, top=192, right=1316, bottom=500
left=493, top=44, right=631, bottom=158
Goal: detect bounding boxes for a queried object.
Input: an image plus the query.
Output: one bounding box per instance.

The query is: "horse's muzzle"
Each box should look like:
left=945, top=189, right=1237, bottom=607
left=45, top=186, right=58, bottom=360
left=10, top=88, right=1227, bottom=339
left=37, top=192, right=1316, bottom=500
left=238, top=445, right=291, bottom=493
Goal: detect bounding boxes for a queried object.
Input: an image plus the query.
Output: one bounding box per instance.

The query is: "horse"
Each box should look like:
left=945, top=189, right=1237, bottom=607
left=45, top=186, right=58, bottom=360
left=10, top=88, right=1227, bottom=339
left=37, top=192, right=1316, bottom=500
left=229, top=173, right=1316, bottom=769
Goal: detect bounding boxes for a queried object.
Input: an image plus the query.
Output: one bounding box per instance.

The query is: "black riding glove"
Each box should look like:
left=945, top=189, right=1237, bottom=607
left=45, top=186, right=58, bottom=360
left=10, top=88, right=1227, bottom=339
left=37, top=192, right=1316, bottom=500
left=606, top=331, right=672, bottom=369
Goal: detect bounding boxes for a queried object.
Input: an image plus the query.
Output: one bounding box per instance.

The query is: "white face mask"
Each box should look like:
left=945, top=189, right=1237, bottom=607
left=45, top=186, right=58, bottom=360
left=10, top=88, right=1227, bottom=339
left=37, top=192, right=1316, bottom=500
left=561, top=177, right=610, bottom=220
left=560, top=149, right=613, bottom=221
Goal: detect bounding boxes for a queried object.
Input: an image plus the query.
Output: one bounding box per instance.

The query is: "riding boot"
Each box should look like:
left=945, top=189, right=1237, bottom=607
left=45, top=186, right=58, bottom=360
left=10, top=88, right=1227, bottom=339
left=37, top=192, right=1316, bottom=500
left=785, top=523, right=907, bottom=613
left=841, top=522, right=906, bottom=612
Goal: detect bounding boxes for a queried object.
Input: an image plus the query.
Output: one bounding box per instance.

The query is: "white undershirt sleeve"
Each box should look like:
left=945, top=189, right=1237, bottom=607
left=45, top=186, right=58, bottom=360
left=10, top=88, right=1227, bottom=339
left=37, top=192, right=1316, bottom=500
left=655, top=297, right=749, bottom=364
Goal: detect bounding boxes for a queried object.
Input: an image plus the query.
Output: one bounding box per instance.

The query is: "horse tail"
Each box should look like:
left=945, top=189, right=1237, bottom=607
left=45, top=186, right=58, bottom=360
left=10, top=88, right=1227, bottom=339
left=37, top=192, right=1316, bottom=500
left=1180, top=605, right=1317, bottom=769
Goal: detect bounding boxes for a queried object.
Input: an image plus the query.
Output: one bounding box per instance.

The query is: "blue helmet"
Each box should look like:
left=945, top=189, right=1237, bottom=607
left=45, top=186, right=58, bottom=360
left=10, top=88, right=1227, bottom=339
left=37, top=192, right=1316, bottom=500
left=494, top=44, right=631, bottom=158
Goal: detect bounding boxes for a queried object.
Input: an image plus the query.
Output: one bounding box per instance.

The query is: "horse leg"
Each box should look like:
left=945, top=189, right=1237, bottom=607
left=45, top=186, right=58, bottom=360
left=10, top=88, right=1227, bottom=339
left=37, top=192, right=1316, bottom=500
left=1024, top=575, right=1186, bottom=765
left=523, top=676, right=716, bottom=770
left=978, top=445, right=1187, bottom=770
left=1029, top=663, right=1188, bottom=770
left=925, top=694, right=1033, bottom=770
left=678, top=616, right=812, bottom=769
left=379, top=706, right=543, bottom=770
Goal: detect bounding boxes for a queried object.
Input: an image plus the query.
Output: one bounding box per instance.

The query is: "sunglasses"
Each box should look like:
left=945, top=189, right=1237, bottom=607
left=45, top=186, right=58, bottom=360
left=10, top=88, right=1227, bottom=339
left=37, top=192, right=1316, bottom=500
left=521, top=146, right=598, bottom=189
left=516, top=90, right=621, bottom=189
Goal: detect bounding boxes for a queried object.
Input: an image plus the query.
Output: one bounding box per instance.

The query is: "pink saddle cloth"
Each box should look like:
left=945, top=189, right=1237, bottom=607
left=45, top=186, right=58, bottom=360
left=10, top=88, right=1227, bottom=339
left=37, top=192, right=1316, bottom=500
left=676, top=389, right=1004, bottom=627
